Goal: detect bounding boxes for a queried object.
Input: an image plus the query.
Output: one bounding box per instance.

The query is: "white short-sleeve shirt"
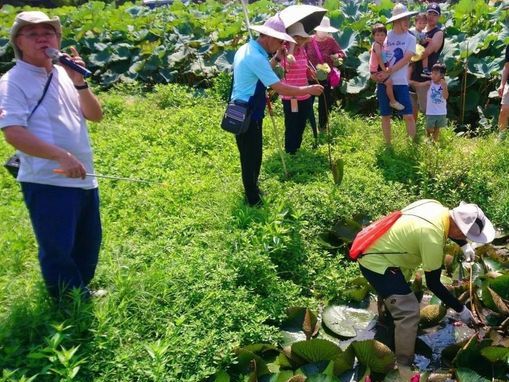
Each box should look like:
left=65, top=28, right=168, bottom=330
left=385, top=30, right=416, bottom=85
left=0, top=61, right=97, bottom=189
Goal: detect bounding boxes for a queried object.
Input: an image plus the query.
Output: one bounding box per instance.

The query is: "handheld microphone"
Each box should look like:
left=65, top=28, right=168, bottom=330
left=45, top=48, right=92, bottom=78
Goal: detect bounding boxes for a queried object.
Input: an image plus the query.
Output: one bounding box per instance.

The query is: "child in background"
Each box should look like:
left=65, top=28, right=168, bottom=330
left=369, top=23, right=405, bottom=111
left=416, top=62, right=448, bottom=142
left=411, top=13, right=430, bottom=77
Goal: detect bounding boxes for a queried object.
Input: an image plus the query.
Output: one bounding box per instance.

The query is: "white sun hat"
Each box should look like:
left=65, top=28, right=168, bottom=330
left=10, top=11, right=61, bottom=59
left=386, top=3, right=418, bottom=23
left=450, top=201, right=496, bottom=244
left=250, top=14, right=296, bottom=43
left=314, top=16, right=338, bottom=33
left=287, top=22, right=310, bottom=38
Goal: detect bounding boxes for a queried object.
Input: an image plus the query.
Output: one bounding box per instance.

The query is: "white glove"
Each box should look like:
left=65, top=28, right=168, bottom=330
left=461, top=243, right=475, bottom=262
left=458, top=306, right=475, bottom=325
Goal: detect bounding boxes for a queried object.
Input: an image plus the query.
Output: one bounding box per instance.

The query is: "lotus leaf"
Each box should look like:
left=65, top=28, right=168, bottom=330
left=480, top=346, right=509, bottom=363
left=234, top=348, right=270, bottom=377
left=419, top=304, right=447, bottom=328
left=322, top=305, right=376, bottom=338
left=280, top=307, right=319, bottom=346
left=455, top=367, right=491, bottom=382
left=351, top=339, right=395, bottom=374
left=291, top=339, right=342, bottom=364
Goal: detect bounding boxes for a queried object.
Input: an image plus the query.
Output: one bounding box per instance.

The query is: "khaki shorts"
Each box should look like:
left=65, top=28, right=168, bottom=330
left=426, top=115, right=447, bottom=129
left=502, top=84, right=509, bottom=106
left=410, top=85, right=427, bottom=113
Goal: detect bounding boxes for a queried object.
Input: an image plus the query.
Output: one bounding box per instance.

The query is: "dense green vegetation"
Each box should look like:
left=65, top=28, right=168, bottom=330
left=1, top=0, right=509, bottom=126
left=1, top=82, right=508, bottom=380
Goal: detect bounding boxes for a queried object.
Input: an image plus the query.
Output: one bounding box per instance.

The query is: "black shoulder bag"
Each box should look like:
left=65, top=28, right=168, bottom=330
left=220, top=75, right=252, bottom=135
left=3, top=72, right=53, bottom=178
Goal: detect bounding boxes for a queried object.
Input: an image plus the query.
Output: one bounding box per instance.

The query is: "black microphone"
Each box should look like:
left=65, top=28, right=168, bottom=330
left=45, top=48, right=92, bottom=78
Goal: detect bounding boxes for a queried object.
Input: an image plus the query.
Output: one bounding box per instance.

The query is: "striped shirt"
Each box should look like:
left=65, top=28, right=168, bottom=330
left=281, top=45, right=311, bottom=101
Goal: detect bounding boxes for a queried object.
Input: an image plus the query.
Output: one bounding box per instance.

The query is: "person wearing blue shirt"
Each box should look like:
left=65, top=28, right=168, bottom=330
left=232, top=14, right=323, bottom=206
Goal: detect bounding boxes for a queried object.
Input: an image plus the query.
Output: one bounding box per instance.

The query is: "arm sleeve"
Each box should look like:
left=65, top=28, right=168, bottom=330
left=0, top=78, right=29, bottom=129
left=425, top=269, right=463, bottom=312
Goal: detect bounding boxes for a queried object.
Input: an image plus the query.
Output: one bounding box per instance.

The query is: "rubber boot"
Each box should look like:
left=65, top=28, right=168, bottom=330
left=384, top=293, right=420, bottom=367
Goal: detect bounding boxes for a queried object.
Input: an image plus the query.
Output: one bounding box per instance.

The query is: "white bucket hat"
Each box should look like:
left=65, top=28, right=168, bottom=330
left=10, top=11, right=61, bottom=59
left=250, top=14, right=296, bottom=43
left=386, top=3, right=418, bottom=23
left=450, top=202, right=496, bottom=243
left=287, top=22, right=310, bottom=38
left=314, top=16, right=338, bottom=33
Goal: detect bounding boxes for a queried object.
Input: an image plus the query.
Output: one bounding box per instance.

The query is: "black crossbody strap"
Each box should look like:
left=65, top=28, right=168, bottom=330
left=28, top=72, right=53, bottom=121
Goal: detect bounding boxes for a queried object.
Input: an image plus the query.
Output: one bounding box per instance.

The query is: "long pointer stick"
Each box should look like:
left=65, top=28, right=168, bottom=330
left=53, top=169, right=162, bottom=185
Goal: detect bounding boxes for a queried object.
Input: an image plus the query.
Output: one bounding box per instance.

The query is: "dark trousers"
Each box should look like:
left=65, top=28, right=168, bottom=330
left=359, top=264, right=411, bottom=299
left=315, top=80, right=334, bottom=130
left=235, top=119, right=263, bottom=205
left=21, top=182, right=102, bottom=298
left=283, top=97, right=314, bottom=154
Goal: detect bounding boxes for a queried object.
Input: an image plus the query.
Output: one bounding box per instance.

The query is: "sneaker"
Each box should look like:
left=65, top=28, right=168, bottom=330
left=421, top=68, right=431, bottom=78
left=390, top=101, right=405, bottom=111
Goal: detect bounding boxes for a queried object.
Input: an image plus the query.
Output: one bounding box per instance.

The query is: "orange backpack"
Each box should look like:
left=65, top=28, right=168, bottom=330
left=348, top=210, right=402, bottom=261
left=348, top=200, right=438, bottom=261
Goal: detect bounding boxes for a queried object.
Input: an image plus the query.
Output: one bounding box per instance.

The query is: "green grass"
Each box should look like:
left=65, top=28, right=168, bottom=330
left=1, top=83, right=508, bottom=381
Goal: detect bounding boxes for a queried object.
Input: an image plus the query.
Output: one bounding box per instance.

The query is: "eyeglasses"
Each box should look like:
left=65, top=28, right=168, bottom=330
left=17, top=31, right=58, bottom=40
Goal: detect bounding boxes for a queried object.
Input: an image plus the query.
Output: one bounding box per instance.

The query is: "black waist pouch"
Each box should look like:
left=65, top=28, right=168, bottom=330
left=221, top=99, right=252, bottom=135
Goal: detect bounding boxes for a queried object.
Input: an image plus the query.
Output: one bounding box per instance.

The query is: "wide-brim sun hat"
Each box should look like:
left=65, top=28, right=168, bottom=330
left=287, top=22, right=310, bottom=38
left=314, top=16, right=338, bottom=33
left=10, top=11, right=61, bottom=59
left=450, top=201, right=496, bottom=244
left=386, top=3, right=418, bottom=23
left=250, top=14, right=296, bottom=43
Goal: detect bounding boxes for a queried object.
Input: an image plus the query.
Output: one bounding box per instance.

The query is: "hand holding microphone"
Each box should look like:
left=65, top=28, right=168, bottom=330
left=46, top=47, right=92, bottom=79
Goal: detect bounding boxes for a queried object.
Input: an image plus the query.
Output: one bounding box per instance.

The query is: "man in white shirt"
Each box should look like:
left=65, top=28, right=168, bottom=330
left=0, top=11, right=103, bottom=300
left=373, top=3, right=417, bottom=145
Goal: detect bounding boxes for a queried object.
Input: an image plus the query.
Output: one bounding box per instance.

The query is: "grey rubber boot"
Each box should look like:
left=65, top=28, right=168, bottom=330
left=384, top=293, right=420, bottom=367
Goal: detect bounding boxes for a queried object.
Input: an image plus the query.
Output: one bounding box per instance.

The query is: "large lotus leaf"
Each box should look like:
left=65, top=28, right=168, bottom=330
left=455, top=367, right=490, bottom=382
left=453, top=336, right=493, bottom=377
left=467, top=56, right=501, bottom=78
left=486, top=287, right=509, bottom=315
left=291, top=339, right=342, bottom=364
left=336, top=28, right=358, bottom=54
left=306, top=375, right=340, bottom=382
left=346, top=52, right=370, bottom=94
left=352, top=340, right=395, bottom=374
left=480, top=346, right=509, bottom=363
left=322, top=305, right=376, bottom=338
left=482, top=275, right=509, bottom=311
left=295, top=360, right=330, bottom=376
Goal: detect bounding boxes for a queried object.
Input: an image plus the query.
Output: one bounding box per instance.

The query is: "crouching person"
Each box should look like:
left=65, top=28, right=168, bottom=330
left=356, top=199, right=495, bottom=380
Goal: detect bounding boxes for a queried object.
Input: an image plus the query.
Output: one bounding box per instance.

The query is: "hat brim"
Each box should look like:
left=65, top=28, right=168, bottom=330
left=250, top=25, right=296, bottom=43
left=411, top=44, right=425, bottom=62
left=314, top=26, right=338, bottom=33
left=386, top=10, right=419, bottom=23
left=451, top=209, right=496, bottom=244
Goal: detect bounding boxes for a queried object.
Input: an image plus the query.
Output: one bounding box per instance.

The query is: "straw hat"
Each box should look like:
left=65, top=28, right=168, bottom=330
left=10, top=11, right=61, bottom=59
left=411, top=44, right=425, bottom=62
left=386, top=3, right=418, bottom=23
left=314, top=16, right=338, bottom=33
left=450, top=202, right=496, bottom=243
left=250, top=14, right=295, bottom=43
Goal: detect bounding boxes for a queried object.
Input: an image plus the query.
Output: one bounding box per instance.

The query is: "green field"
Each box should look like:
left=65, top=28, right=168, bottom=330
left=1, top=83, right=508, bottom=381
